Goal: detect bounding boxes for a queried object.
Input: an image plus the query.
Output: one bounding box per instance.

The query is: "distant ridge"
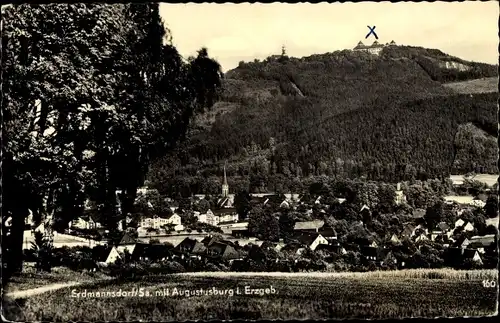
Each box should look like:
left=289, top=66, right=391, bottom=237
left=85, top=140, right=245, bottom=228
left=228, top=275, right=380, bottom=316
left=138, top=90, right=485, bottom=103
left=150, top=45, right=497, bottom=193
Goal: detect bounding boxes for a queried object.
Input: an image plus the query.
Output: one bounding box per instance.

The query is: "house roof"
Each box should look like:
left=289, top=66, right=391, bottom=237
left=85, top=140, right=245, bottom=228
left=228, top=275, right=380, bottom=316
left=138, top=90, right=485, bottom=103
left=94, top=246, right=113, bottom=262
left=436, top=222, right=450, bottom=231
left=260, top=241, right=278, bottom=250
left=281, top=242, right=304, bottom=253
left=444, top=196, right=475, bottom=205
left=201, top=236, right=218, bottom=246
left=118, top=233, right=137, bottom=245
left=401, top=224, right=416, bottom=236
left=353, top=41, right=367, bottom=50
left=212, top=208, right=237, bottom=215
left=389, top=234, right=400, bottom=243
left=463, top=248, right=480, bottom=259
left=176, top=237, right=199, bottom=251
left=383, top=250, right=397, bottom=261
left=315, top=243, right=340, bottom=252
left=294, top=220, right=324, bottom=231
left=207, top=242, right=240, bottom=260
left=280, top=200, right=290, bottom=208
left=292, top=233, right=323, bottom=246
left=390, top=40, right=396, bottom=45
left=216, top=197, right=230, bottom=208
left=469, top=234, right=495, bottom=247
left=475, top=194, right=488, bottom=202
left=191, top=242, right=207, bottom=255
left=284, top=194, right=300, bottom=201
left=319, top=226, right=337, bottom=237
left=250, top=196, right=268, bottom=204
left=453, top=236, right=469, bottom=247
left=131, top=243, right=175, bottom=260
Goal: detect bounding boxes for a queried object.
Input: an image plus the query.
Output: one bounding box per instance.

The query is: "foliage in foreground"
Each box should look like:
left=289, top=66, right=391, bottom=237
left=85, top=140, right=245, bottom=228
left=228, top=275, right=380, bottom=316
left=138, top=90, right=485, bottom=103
left=2, top=2, right=222, bottom=282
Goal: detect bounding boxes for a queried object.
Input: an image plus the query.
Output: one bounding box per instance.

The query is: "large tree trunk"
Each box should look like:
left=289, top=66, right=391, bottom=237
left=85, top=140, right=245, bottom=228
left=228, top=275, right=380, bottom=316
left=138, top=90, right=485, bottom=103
left=2, top=181, right=29, bottom=287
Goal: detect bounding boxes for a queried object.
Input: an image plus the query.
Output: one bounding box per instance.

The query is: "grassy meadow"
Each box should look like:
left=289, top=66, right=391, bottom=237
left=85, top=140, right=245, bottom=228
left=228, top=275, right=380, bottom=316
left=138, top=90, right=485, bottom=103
left=3, top=269, right=498, bottom=321
left=443, top=77, right=498, bottom=94
left=5, top=266, right=111, bottom=293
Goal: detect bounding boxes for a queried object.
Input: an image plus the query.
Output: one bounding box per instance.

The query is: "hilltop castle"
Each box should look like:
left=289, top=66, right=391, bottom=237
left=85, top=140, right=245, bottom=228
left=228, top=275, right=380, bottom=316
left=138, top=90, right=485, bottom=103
left=353, top=40, right=397, bottom=55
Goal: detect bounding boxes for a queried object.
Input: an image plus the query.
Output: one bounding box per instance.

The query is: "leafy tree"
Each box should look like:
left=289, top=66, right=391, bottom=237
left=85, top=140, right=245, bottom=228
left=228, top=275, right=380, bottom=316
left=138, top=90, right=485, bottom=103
left=377, top=184, right=396, bottom=213
left=248, top=206, right=280, bottom=241
left=31, top=231, right=53, bottom=272
left=440, top=204, right=457, bottom=226
left=354, top=182, right=379, bottom=210
left=424, top=201, right=444, bottom=230
left=406, top=184, right=439, bottom=210
left=485, top=225, right=498, bottom=235
left=309, top=182, right=329, bottom=196
left=278, top=212, right=296, bottom=242
left=2, top=3, right=222, bottom=281
left=234, top=189, right=252, bottom=220
left=484, top=196, right=498, bottom=218
left=177, top=198, right=192, bottom=212
left=196, top=199, right=210, bottom=214
left=2, top=3, right=135, bottom=278
left=361, top=208, right=372, bottom=227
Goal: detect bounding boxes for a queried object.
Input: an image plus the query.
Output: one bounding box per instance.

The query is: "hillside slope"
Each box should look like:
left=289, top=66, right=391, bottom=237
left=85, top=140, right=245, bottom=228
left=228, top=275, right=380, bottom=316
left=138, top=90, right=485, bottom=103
left=150, top=46, right=498, bottom=195
left=443, top=77, right=498, bottom=94
left=451, top=123, right=498, bottom=174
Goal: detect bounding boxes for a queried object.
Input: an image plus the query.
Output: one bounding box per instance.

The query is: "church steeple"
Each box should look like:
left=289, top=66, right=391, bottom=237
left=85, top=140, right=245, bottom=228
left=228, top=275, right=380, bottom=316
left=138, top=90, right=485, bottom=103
left=222, top=163, right=229, bottom=197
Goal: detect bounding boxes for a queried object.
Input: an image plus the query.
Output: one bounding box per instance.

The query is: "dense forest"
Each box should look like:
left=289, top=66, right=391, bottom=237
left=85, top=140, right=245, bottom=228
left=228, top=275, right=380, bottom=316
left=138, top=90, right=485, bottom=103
left=149, top=46, right=498, bottom=196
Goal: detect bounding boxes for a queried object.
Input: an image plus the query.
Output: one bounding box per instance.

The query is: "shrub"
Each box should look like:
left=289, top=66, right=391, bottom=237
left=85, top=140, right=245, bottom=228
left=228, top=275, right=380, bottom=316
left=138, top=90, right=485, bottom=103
left=205, top=263, right=221, bottom=272
left=165, top=261, right=185, bottom=273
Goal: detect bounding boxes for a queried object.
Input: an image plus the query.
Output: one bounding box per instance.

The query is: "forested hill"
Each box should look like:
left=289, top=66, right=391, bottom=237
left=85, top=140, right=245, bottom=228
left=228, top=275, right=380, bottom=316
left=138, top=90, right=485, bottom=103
left=150, top=45, right=498, bottom=196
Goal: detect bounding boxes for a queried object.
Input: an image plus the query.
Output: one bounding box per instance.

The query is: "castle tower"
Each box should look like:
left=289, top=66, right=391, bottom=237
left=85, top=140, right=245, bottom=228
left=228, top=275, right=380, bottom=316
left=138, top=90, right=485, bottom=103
left=222, top=164, right=229, bottom=197
left=395, top=182, right=406, bottom=205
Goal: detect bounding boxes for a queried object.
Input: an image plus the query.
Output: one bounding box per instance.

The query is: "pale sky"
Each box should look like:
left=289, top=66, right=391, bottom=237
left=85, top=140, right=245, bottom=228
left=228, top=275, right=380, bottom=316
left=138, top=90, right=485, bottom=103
left=160, top=2, right=498, bottom=72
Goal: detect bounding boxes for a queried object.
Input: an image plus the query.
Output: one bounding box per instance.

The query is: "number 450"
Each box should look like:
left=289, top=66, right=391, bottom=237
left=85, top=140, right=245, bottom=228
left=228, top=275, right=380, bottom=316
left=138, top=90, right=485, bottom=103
left=482, top=280, right=496, bottom=288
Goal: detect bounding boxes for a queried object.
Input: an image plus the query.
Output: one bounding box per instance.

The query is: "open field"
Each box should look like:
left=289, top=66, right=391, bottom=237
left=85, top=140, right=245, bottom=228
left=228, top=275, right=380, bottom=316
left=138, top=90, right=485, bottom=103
left=3, top=269, right=497, bottom=321
left=450, top=174, right=498, bottom=187
left=443, top=77, right=498, bottom=94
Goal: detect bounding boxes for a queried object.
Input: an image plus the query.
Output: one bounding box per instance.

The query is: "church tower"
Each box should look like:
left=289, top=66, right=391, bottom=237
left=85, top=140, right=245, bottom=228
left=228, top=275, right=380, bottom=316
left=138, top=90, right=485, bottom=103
left=222, top=164, right=229, bottom=197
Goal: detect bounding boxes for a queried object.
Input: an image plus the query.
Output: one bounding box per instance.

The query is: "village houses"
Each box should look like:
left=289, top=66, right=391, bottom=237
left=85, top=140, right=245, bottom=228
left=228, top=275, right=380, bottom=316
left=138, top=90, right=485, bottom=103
left=70, top=215, right=102, bottom=230
left=139, top=213, right=183, bottom=231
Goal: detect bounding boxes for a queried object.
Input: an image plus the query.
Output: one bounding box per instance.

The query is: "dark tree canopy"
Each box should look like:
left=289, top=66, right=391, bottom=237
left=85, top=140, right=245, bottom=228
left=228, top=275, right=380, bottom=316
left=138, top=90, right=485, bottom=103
left=1, top=3, right=222, bottom=281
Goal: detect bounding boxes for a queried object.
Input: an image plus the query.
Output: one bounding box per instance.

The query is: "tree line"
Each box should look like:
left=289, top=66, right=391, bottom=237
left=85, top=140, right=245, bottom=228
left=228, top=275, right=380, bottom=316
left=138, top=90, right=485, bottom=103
left=151, top=90, right=497, bottom=194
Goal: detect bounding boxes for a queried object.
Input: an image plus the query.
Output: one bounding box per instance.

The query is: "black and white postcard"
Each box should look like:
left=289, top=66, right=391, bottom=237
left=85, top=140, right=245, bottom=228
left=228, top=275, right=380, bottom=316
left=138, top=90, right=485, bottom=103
left=2, top=2, right=498, bottom=321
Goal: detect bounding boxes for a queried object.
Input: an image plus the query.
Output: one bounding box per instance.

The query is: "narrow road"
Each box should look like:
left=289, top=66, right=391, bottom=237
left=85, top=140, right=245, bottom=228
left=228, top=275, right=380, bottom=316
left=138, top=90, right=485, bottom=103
left=5, top=278, right=113, bottom=299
